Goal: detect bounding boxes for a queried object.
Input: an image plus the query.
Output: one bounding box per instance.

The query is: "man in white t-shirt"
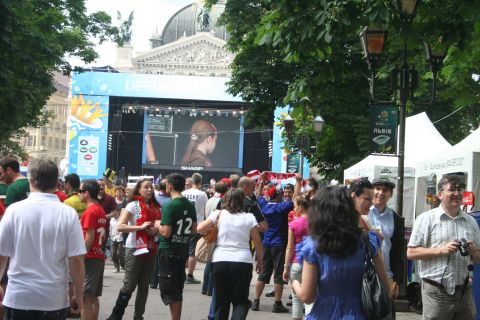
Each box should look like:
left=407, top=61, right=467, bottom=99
left=0, top=159, right=86, bottom=319
left=182, top=173, right=208, bottom=284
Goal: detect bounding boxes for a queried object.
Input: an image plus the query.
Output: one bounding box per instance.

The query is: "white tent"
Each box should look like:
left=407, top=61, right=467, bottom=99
left=344, top=112, right=452, bottom=226
left=415, top=127, right=480, bottom=216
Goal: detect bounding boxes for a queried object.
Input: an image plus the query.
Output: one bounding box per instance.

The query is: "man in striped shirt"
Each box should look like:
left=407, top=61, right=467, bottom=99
left=407, top=174, right=480, bottom=320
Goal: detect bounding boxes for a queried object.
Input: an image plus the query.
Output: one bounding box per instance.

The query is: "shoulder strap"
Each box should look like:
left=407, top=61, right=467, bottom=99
left=363, top=233, right=373, bottom=261
left=214, top=210, right=222, bottom=225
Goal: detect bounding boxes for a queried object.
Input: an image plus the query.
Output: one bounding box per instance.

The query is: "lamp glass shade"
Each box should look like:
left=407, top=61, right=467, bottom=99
left=284, top=114, right=295, bottom=134
left=367, top=33, right=386, bottom=55
left=313, top=115, right=325, bottom=134
left=361, top=27, right=387, bottom=57
left=398, top=0, right=419, bottom=17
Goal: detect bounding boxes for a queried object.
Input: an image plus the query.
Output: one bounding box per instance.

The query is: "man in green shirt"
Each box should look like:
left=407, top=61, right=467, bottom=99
left=0, top=158, right=30, bottom=207
left=155, top=173, right=197, bottom=320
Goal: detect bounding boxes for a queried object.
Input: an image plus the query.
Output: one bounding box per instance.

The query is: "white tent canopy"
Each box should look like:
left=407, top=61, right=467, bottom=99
left=415, top=126, right=480, bottom=215
left=344, top=112, right=451, bottom=226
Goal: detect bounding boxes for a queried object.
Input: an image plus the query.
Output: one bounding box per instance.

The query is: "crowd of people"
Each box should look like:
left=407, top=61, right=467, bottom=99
left=0, top=156, right=479, bottom=320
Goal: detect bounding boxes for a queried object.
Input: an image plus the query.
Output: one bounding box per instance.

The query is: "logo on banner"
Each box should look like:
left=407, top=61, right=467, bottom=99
left=369, top=106, right=398, bottom=154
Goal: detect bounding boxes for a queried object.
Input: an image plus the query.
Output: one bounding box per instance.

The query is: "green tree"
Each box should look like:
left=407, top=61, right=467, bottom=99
left=0, top=0, right=120, bottom=157
left=209, top=0, right=480, bottom=180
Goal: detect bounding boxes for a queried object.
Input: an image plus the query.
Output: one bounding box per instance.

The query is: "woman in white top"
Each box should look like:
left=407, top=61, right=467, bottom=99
left=106, top=179, right=160, bottom=320
left=197, top=188, right=264, bottom=320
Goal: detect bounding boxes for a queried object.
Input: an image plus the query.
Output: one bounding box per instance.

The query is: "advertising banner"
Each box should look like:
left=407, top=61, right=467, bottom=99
left=369, top=106, right=398, bottom=154
left=71, top=72, right=242, bottom=102
left=68, top=95, right=109, bottom=179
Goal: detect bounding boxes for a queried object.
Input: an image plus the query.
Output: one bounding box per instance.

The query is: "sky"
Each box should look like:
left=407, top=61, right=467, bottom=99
left=68, top=0, right=193, bottom=68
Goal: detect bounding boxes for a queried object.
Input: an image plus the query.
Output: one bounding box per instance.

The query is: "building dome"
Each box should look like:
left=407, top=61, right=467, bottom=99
left=159, top=2, right=228, bottom=46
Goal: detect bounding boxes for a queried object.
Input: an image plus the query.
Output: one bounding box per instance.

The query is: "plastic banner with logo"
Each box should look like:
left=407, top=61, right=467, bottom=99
left=67, top=95, right=109, bottom=179
left=369, top=106, right=398, bottom=154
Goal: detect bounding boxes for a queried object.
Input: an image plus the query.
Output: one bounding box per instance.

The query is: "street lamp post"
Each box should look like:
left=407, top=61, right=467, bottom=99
left=360, top=1, right=447, bottom=218
left=360, top=0, right=447, bottom=303
left=283, top=98, right=325, bottom=175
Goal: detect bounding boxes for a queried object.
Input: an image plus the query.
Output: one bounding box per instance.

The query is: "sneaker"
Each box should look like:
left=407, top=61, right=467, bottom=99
left=113, top=269, right=120, bottom=273
left=272, top=303, right=289, bottom=313
left=251, top=299, right=260, bottom=311
left=185, top=276, right=201, bottom=284
left=265, top=290, right=275, bottom=297
left=286, top=301, right=292, bottom=307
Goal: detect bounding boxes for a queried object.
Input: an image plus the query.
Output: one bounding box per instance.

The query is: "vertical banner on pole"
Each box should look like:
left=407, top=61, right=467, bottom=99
left=68, top=95, right=109, bottom=179
left=286, top=153, right=301, bottom=173
left=369, top=106, right=398, bottom=154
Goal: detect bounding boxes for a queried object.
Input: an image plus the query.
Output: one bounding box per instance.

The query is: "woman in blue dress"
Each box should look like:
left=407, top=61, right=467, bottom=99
left=292, top=185, right=390, bottom=319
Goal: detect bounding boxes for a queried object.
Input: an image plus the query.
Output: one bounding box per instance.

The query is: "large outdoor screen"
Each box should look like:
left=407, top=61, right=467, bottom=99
left=142, top=113, right=243, bottom=172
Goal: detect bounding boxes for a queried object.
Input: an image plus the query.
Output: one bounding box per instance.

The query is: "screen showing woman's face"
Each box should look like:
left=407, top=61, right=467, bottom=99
left=206, top=135, right=217, bottom=154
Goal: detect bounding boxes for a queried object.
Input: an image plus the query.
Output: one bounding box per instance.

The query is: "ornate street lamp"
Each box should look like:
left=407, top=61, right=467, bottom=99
left=313, top=115, right=325, bottom=138
left=283, top=101, right=325, bottom=174
left=360, top=0, right=447, bottom=303
left=284, top=114, right=295, bottom=135
left=360, top=27, right=388, bottom=69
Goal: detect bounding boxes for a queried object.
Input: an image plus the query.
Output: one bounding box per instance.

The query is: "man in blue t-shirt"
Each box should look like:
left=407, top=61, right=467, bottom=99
left=251, top=173, right=302, bottom=313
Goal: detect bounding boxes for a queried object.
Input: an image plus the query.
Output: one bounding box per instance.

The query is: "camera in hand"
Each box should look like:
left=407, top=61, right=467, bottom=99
left=455, top=238, right=470, bottom=256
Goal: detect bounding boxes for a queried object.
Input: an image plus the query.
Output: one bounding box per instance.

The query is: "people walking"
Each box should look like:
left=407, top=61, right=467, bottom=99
left=106, top=179, right=160, bottom=320
left=0, top=159, right=86, bottom=320
left=292, top=185, right=390, bottom=319
left=80, top=179, right=107, bottom=320
left=283, top=197, right=309, bottom=320
left=155, top=173, right=197, bottom=320
left=197, top=188, right=264, bottom=320
left=407, top=174, right=480, bottom=319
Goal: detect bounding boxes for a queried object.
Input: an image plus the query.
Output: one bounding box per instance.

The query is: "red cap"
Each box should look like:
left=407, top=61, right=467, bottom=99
left=265, top=186, right=277, bottom=198
left=221, top=178, right=232, bottom=187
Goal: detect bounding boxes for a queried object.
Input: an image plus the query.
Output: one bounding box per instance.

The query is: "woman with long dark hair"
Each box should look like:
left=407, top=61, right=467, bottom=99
left=197, top=188, right=264, bottom=320
left=106, top=179, right=160, bottom=320
left=349, top=178, right=374, bottom=231
left=292, top=186, right=390, bottom=319
left=181, top=119, right=217, bottom=167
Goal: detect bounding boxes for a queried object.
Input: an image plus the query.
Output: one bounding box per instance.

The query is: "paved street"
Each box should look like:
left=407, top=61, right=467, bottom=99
left=96, top=260, right=422, bottom=319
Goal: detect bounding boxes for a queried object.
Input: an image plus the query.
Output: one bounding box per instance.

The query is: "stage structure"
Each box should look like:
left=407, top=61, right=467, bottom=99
left=68, top=72, right=270, bottom=180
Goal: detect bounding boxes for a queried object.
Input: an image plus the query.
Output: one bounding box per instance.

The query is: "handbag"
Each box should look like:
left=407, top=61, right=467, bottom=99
left=361, top=234, right=393, bottom=320
left=195, top=210, right=222, bottom=263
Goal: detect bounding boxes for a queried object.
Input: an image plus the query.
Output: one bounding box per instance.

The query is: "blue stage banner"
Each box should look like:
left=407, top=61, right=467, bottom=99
left=68, top=95, right=109, bottom=180
left=71, top=72, right=243, bottom=102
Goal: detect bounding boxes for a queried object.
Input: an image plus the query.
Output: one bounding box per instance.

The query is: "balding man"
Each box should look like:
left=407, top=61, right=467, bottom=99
left=238, top=177, right=267, bottom=232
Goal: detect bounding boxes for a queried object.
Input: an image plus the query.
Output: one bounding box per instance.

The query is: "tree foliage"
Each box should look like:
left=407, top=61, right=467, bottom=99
left=0, top=0, right=120, bottom=157
left=209, top=0, right=480, bottom=180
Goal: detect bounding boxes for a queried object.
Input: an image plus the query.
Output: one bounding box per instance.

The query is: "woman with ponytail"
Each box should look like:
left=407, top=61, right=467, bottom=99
left=181, top=119, right=217, bottom=167
left=106, top=179, right=161, bottom=320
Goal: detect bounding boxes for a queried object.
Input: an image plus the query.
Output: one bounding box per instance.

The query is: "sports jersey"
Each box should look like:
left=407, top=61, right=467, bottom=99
left=158, top=197, right=196, bottom=250
left=81, top=203, right=107, bottom=260
left=64, top=194, right=87, bottom=218
left=5, top=178, right=30, bottom=206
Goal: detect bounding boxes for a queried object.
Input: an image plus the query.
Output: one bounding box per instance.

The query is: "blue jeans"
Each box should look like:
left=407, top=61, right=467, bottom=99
left=208, top=289, right=216, bottom=320
left=202, top=262, right=214, bottom=295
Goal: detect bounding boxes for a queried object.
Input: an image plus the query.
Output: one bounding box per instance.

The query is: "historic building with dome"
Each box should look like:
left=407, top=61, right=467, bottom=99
left=68, top=2, right=273, bottom=181
left=114, top=1, right=234, bottom=77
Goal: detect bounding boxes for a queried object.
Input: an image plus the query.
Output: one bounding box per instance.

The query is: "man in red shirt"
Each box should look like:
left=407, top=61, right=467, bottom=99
left=80, top=179, right=107, bottom=320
